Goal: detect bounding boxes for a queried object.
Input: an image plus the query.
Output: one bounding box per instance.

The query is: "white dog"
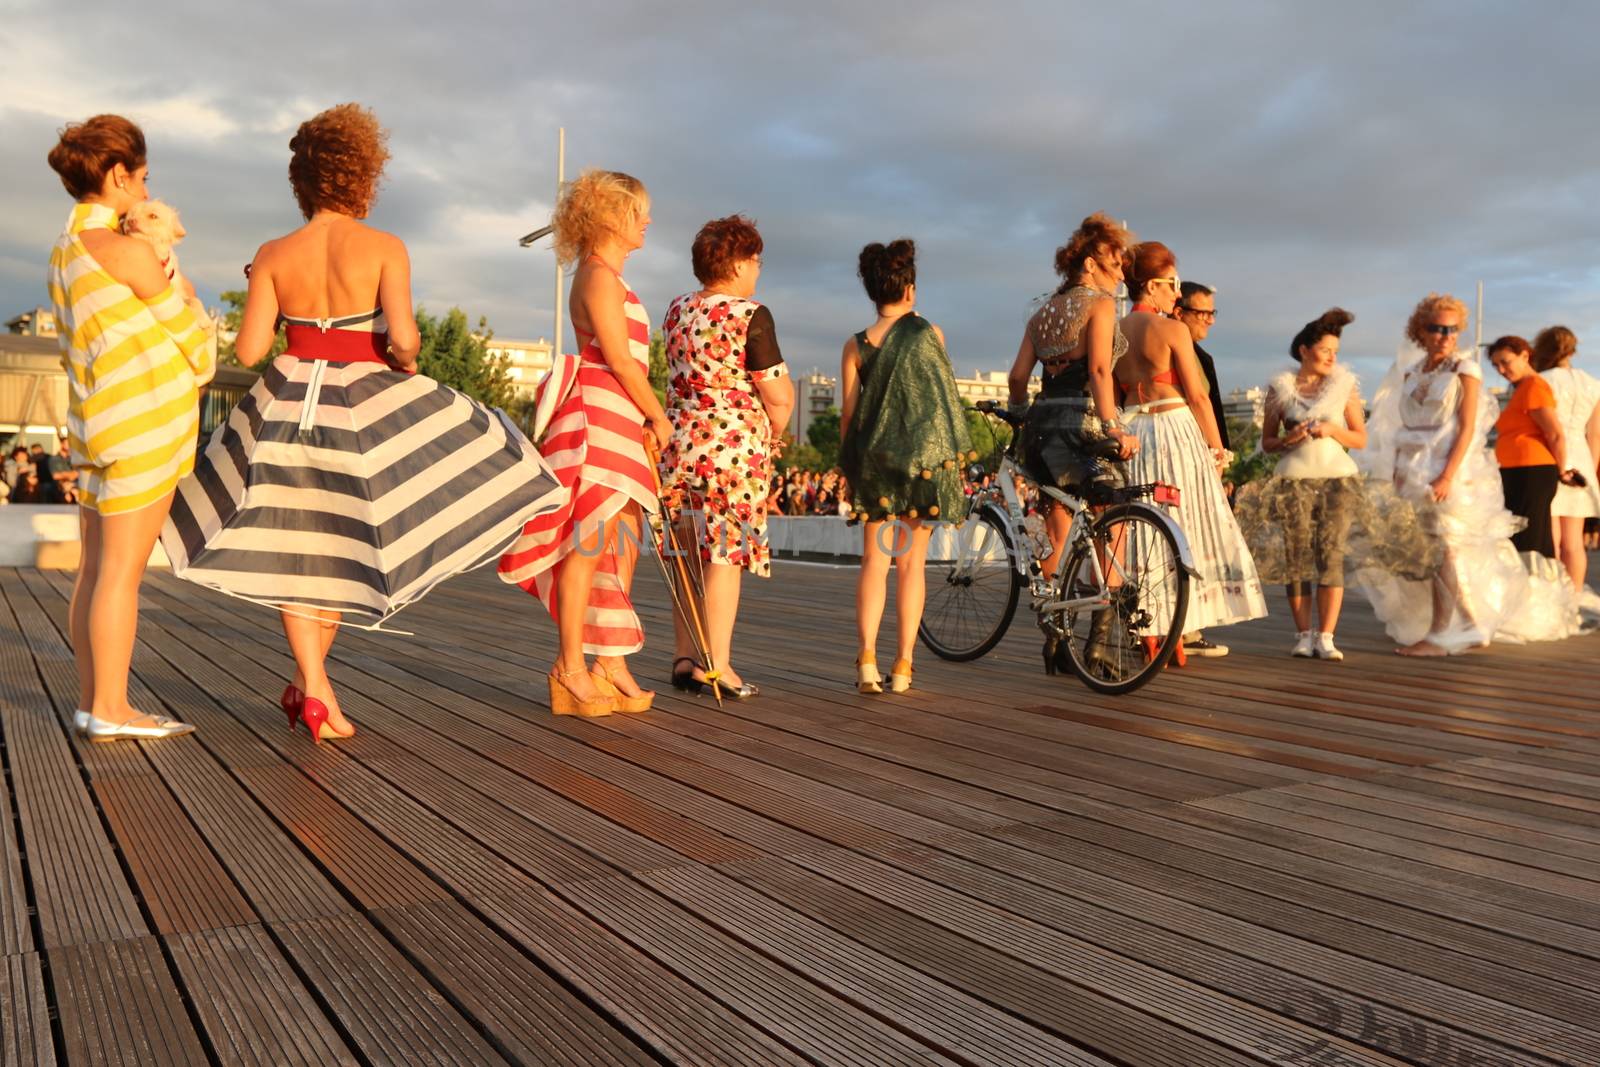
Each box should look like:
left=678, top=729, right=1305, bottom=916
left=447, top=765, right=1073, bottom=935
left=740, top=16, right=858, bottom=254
left=122, top=199, right=188, bottom=284
left=122, top=199, right=217, bottom=380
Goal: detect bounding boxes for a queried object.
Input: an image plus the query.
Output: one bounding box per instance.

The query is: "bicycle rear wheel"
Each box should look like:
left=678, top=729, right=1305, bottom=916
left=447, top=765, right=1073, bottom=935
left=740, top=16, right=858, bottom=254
left=1052, top=504, right=1188, bottom=694
left=919, top=506, right=1021, bottom=661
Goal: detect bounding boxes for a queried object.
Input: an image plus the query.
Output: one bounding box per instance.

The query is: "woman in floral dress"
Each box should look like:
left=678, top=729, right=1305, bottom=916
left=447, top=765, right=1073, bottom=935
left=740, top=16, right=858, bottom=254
left=659, top=216, right=794, bottom=698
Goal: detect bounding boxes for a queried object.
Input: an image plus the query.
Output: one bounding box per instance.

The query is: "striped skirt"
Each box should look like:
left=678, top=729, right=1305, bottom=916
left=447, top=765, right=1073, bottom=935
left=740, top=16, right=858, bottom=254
left=498, top=356, right=658, bottom=656
left=1124, top=404, right=1268, bottom=632
left=160, top=356, right=567, bottom=627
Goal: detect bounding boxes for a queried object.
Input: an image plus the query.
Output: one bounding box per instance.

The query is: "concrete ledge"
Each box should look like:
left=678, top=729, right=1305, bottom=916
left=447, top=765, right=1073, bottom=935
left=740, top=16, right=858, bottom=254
left=0, top=504, right=170, bottom=569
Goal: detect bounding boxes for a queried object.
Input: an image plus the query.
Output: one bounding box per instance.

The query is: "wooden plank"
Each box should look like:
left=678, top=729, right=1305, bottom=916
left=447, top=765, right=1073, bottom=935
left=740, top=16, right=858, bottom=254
left=478, top=890, right=812, bottom=1067
left=0, top=953, right=53, bottom=1067
left=166, top=924, right=358, bottom=1067
left=51, top=935, right=209, bottom=1067
left=640, top=863, right=1118, bottom=1066
left=555, top=873, right=968, bottom=1067
left=270, top=914, right=510, bottom=1067
left=0, top=749, right=32, bottom=957
left=372, top=900, right=658, bottom=1067
left=722, top=855, right=1250, bottom=1067
left=0, top=583, right=144, bottom=949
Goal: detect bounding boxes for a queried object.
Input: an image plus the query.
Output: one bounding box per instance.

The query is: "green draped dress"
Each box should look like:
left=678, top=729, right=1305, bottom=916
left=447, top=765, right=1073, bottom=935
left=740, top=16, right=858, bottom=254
left=839, top=314, right=973, bottom=524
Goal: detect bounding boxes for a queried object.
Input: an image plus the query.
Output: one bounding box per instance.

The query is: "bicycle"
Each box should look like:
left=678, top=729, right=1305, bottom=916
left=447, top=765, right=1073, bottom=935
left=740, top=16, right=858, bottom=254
left=918, top=400, right=1196, bottom=694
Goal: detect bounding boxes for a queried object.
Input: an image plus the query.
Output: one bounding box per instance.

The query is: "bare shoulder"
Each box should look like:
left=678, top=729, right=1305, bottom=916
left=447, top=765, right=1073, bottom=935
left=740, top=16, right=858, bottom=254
left=85, top=229, right=161, bottom=273
left=575, top=260, right=623, bottom=300
left=928, top=321, right=946, bottom=345
left=841, top=334, right=859, bottom=363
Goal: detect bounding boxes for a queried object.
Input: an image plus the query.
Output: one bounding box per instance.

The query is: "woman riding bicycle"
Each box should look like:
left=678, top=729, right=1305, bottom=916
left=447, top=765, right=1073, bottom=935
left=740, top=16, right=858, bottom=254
left=1006, top=213, right=1141, bottom=581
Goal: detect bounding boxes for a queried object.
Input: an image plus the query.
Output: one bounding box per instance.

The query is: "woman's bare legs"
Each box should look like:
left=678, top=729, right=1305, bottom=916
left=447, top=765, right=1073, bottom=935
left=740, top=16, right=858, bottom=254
left=85, top=493, right=174, bottom=724
left=856, top=519, right=895, bottom=659
left=593, top=504, right=652, bottom=698
left=69, top=507, right=101, bottom=710
left=1286, top=586, right=1313, bottom=633
left=281, top=608, right=351, bottom=737
left=1316, top=585, right=1345, bottom=634
left=890, top=519, right=934, bottom=666
left=697, top=562, right=745, bottom=688
left=554, top=515, right=612, bottom=704
left=1398, top=551, right=1470, bottom=656
left=1553, top=515, right=1588, bottom=591
left=668, top=517, right=699, bottom=671
left=1042, top=501, right=1071, bottom=583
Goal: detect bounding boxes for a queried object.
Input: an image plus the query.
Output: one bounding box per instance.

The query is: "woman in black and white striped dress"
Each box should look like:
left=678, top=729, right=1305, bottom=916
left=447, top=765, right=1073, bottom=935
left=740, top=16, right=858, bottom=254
left=162, top=104, right=565, bottom=741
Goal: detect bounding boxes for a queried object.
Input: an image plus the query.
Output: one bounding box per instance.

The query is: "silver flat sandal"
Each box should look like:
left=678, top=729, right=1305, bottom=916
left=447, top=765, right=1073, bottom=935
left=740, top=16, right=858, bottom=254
left=82, top=713, right=196, bottom=743
left=75, top=709, right=182, bottom=736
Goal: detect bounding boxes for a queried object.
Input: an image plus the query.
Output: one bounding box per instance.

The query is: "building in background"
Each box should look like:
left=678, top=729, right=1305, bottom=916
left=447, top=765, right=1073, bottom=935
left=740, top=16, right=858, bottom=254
left=6, top=307, right=56, bottom=339
left=791, top=370, right=836, bottom=443
left=1222, top=385, right=1266, bottom=428
left=483, top=336, right=554, bottom=398
left=953, top=369, right=1038, bottom=406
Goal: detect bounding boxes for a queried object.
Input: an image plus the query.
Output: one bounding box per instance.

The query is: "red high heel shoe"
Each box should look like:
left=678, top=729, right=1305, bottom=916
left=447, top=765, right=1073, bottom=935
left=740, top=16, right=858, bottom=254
left=300, top=697, right=331, bottom=745
left=281, top=685, right=304, bottom=730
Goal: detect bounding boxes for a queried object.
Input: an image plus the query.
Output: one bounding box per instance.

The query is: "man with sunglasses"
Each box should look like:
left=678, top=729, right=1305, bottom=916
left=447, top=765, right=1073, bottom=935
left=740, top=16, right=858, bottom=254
left=1172, top=281, right=1232, bottom=657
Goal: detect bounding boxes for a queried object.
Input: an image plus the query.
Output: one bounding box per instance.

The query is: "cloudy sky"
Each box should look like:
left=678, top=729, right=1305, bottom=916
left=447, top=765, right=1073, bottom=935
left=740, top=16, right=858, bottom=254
left=5, top=1, right=1599, bottom=392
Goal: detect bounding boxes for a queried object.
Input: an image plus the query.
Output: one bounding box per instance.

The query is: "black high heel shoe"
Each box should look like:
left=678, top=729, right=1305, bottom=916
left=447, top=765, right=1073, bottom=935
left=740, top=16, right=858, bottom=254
left=670, top=657, right=705, bottom=694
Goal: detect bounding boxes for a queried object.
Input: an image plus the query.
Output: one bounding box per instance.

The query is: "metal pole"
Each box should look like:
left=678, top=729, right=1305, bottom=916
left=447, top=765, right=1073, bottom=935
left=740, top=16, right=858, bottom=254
left=552, top=127, right=566, bottom=366
left=1474, top=279, right=1484, bottom=351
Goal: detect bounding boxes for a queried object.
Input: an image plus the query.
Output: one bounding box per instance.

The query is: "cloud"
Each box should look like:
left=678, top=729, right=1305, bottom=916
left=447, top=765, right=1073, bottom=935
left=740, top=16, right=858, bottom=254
left=5, top=0, right=1600, bottom=398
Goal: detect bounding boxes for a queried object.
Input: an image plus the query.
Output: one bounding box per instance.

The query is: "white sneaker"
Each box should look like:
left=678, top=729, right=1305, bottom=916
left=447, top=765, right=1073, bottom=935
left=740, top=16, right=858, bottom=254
left=1291, top=631, right=1315, bottom=657
left=1314, top=633, right=1344, bottom=661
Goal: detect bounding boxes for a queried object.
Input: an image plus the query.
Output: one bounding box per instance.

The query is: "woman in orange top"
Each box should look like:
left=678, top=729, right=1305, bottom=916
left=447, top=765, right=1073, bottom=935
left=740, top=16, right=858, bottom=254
left=1489, top=335, right=1577, bottom=558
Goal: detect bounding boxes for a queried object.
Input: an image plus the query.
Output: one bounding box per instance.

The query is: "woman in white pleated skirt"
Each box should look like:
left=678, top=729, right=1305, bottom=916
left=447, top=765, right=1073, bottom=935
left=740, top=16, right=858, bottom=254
left=1115, top=242, right=1267, bottom=639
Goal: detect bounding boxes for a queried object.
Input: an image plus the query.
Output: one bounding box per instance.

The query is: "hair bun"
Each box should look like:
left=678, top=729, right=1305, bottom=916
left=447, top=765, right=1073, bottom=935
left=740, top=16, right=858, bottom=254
left=1318, top=307, right=1355, bottom=331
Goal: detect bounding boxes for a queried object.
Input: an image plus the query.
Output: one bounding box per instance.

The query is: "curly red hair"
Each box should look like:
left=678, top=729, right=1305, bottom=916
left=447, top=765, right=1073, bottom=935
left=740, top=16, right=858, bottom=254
left=691, top=215, right=763, bottom=286
left=1404, top=292, right=1469, bottom=347
left=1053, top=212, right=1133, bottom=289
left=288, top=104, right=390, bottom=220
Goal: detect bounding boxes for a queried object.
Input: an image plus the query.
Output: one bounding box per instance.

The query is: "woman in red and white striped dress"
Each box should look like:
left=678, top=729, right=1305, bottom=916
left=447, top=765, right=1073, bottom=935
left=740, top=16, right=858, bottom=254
left=500, top=170, right=671, bottom=716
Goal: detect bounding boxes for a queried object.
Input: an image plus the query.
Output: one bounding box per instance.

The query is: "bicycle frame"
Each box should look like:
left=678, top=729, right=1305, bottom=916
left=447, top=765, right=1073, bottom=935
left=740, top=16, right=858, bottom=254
left=963, top=431, right=1198, bottom=618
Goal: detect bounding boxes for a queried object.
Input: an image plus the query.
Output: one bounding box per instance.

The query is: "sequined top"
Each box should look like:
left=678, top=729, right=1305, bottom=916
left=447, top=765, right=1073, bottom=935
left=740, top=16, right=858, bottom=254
left=1026, top=286, right=1127, bottom=398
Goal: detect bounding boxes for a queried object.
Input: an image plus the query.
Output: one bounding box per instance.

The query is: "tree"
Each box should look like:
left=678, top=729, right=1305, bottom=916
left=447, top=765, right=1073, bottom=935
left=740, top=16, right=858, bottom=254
left=965, top=404, right=1012, bottom=470
left=806, top=407, right=841, bottom=470
left=216, top=289, right=281, bottom=370
left=416, top=308, right=514, bottom=408
left=1223, top=416, right=1275, bottom=487
left=648, top=329, right=669, bottom=408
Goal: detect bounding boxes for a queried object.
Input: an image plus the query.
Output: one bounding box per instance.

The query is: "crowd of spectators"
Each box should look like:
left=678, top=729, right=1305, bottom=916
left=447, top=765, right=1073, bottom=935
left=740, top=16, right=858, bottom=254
left=1, top=438, right=78, bottom=505
left=768, top=468, right=853, bottom=517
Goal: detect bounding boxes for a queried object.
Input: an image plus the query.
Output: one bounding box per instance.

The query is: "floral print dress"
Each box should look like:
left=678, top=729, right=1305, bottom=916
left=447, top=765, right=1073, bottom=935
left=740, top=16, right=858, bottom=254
left=659, top=292, right=789, bottom=577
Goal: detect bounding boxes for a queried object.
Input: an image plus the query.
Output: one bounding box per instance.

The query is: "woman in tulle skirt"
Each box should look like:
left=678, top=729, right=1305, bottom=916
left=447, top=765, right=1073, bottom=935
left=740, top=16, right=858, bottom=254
left=1115, top=242, right=1267, bottom=640
left=1355, top=293, right=1579, bottom=655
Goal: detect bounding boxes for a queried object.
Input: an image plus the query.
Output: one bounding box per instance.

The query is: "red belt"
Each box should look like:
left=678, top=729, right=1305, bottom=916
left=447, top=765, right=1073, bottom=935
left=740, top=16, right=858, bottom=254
left=283, top=323, right=389, bottom=363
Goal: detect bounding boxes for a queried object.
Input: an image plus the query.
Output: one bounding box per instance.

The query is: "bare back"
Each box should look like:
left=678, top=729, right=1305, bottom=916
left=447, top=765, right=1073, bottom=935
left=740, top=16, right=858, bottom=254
left=236, top=215, right=419, bottom=365
left=1115, top=311, right=1186, bottom=401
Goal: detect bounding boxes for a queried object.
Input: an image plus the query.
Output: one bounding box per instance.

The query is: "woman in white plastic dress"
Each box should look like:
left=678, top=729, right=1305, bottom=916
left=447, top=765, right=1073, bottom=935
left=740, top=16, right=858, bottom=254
left=1356, top=293, right=1578, bottom=655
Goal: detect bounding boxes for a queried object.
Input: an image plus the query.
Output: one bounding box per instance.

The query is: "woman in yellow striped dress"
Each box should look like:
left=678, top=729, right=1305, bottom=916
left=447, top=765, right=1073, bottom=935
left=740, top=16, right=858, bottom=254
left=46, top=114, right=212, bottom=742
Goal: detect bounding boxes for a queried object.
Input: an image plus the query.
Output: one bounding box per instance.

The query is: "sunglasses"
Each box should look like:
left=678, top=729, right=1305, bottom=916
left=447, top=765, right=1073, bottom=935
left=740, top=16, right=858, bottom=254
left=1423, top=324, right=1462, bottom=336
left=1149, top=276, right=1181, bottom=289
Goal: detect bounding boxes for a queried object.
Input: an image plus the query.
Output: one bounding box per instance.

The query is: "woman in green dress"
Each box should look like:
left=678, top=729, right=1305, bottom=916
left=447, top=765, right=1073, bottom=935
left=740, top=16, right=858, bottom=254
left=839, top=239, right=973, bottom=694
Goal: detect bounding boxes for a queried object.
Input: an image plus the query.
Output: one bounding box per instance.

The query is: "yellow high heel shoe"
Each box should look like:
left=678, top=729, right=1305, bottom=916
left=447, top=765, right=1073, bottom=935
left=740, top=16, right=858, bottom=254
left=590, top=662, right=654, bottom=713
left=889, top=658, right=913, bottom=693
left=856, top=653, right=883, bottom=694
left=548, top=666, right=616, bottom=717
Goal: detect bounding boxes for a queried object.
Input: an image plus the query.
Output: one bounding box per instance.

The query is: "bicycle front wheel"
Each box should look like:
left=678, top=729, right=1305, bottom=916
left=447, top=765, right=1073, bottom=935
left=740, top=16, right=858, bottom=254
left=919, top=506, right=1022, bottom=661
left=1054, top=504, right=1189, bottom=695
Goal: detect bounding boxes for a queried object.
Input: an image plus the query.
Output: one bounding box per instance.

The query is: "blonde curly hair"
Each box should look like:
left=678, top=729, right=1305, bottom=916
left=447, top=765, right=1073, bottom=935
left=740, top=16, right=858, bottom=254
left=1404, top=292, right=1470, bottom=347
left=288, top=103, right=390, bottom=220
left=551, top=169, right=649, bottom=267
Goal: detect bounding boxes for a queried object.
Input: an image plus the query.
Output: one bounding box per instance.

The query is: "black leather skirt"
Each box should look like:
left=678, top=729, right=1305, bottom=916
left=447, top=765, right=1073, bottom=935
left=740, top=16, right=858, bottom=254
left=1020, top=398, right=1125, bottom=495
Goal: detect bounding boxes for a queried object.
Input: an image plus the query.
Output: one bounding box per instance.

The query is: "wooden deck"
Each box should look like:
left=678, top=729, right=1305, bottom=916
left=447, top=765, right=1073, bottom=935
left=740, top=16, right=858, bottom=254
left=2, top=558, right=1598, bottom=1066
